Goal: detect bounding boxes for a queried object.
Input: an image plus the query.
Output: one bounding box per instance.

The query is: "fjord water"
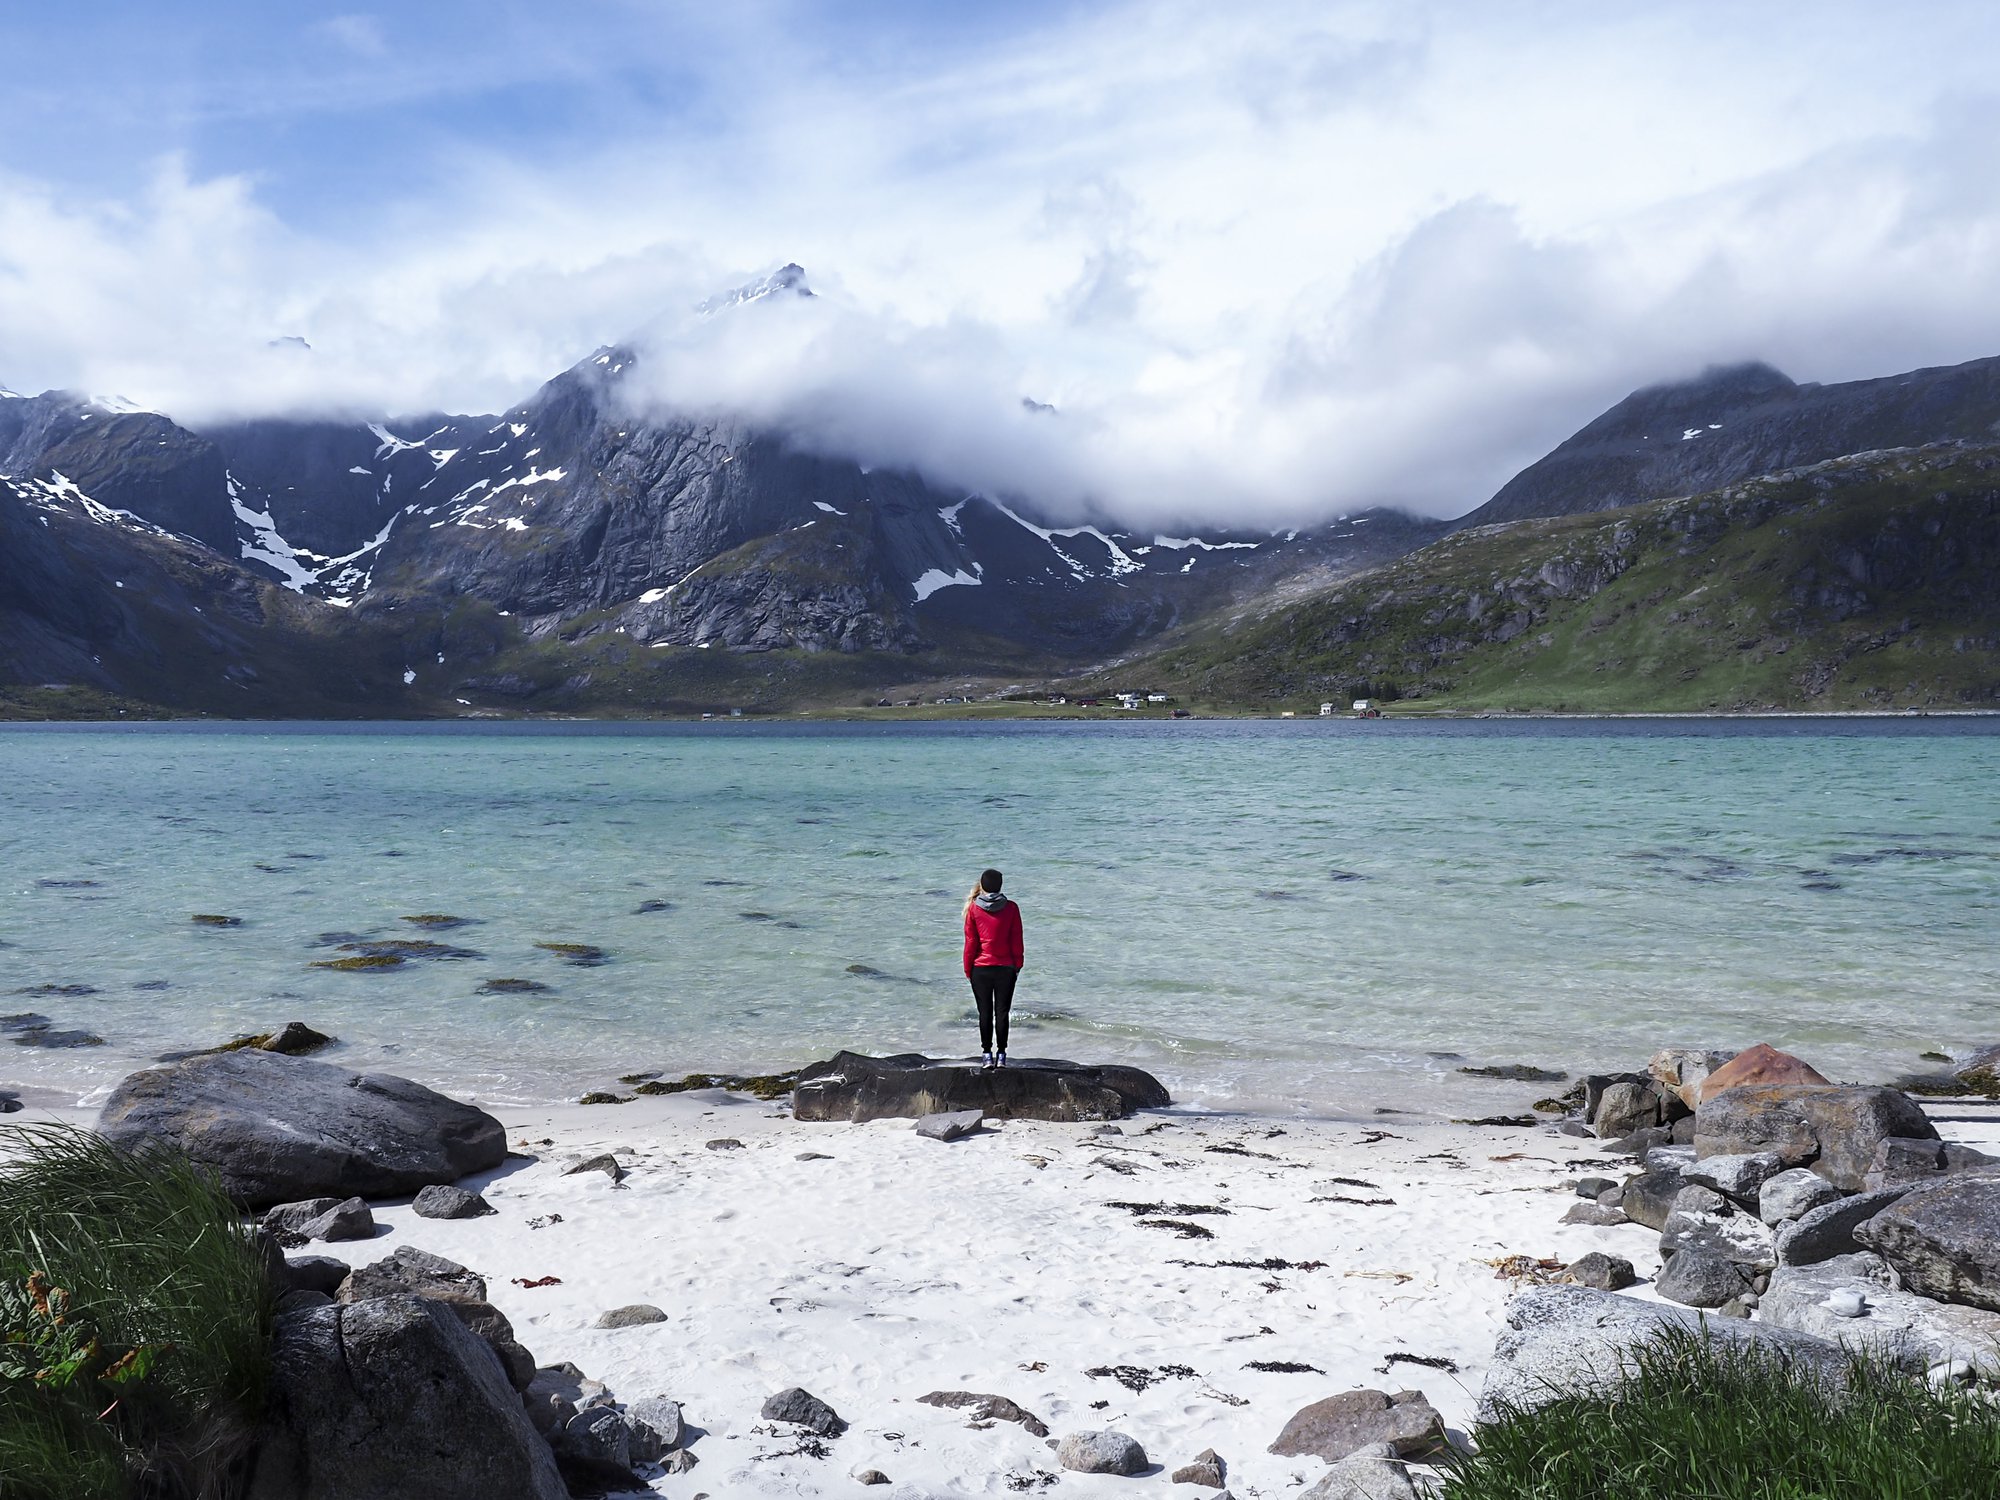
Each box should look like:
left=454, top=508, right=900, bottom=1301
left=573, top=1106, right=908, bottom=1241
left=1, top=719, right=1995, bottom=1116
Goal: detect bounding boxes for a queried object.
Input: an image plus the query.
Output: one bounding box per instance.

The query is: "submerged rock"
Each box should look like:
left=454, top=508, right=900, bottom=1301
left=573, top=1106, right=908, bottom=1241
left=96, top=1049, right=505, bottom=1208
left=794, top=1051, right=1170, bottom=1123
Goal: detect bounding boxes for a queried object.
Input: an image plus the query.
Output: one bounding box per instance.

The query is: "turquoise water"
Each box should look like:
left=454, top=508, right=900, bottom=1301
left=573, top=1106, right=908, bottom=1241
left=1, top=719, right=1996, bottom=1115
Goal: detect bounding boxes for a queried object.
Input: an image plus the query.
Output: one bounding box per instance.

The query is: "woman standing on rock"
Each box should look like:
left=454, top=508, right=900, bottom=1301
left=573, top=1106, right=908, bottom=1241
left=963, top=868, right=1024, bottom=1070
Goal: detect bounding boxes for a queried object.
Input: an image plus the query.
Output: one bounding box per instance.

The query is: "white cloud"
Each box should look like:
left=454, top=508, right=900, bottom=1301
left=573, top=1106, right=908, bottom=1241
left=5, top=1, right=2000, bottom=524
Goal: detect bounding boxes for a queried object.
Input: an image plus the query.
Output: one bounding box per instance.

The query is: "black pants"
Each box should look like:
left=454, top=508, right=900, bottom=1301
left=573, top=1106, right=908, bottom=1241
left=969, top=965, right=1019, bottom=1053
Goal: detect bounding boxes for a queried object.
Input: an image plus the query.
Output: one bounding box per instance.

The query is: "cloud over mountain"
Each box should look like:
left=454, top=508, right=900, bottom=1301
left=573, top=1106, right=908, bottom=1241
left=6, top=1, right=2000, bottom=525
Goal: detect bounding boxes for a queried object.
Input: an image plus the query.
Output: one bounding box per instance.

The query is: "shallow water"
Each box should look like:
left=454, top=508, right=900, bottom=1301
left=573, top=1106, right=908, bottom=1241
left=1, top=718, right=1995, bottom=1115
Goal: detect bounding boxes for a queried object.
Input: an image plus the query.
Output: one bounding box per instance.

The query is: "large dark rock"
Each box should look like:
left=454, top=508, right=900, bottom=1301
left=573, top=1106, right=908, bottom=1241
left=96, top=1049, right=506, bottom=1208
left=1694, top=1084, right=1937, bottom=1191
left=1856, top=1176, right=2000, bottom=1312
left=1775, top=1187, right=1911, bottom=1267
left=337, top=1248, right=533, bottom=1390
left=246, top=1295, right=567, bottom=1500
left=792, top=1051, right=1169, bottom=1123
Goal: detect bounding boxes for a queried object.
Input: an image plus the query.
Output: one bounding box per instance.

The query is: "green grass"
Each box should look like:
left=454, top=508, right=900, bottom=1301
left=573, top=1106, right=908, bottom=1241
left=1443, top=1327, right=2000, bottom=1500
left=0, top=1126, right=273, bottom=1500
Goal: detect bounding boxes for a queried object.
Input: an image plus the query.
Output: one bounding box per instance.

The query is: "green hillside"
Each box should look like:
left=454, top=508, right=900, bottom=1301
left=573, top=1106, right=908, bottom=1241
left=1123, top=444, right=2000, bottom=714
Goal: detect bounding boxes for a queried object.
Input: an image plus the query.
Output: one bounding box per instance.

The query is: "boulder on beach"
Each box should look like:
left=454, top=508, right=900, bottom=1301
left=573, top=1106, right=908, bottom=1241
left=338, top=1247, right=534, bottom=1390
left=1774, top=1187, right=1911, bottom=1267
left=762, top=1385, right=847, bottom=1437
left=792, top=1051, right=1170, bottom=1123
left=1855, top=1175, right=2000, bottom=1312
left=1478, top=1284, right=1853, bottom=1421
left=246, top=1296, right=567, bottom=1500
left=1694, top=1083, right=1937, bottom=1191
left=1300, top=1443, right=1422, bottom=1500
left=916, top=1390, right=1050, bottom=1436
left=1697, top=1044, right=1830, bottom=1102
left=1056, top=1429, right=1148, bottom=1475
left=1648, top=1047, right=1737, bottom=1110
left=1760, top=1252, right=2000, bottom=1377
left=414, top=1184, right=496, bottom=1219
left=1269, top=1389, right=1444, bottom=1462
left=96, top=1049, right=506, bottom=1209
left=1757, top=1167, right=1846, bottom=1226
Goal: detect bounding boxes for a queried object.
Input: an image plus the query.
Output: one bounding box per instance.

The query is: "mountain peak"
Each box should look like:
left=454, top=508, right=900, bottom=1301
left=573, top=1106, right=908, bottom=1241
left=698, top=262, right=815, bottom=315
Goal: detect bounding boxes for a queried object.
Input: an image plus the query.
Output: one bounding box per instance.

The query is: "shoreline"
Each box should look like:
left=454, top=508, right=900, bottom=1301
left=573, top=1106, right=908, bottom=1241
left=15, top=1083, right=1995, bottom=1496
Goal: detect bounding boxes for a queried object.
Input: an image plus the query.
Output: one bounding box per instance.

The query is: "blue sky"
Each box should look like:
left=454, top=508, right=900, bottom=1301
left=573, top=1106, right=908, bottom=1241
left=6, top=2, right=2000, bottom=523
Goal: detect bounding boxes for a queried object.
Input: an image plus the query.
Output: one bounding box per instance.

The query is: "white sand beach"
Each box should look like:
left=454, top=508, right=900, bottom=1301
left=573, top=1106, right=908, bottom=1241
left=323, top=1094, right=1650, bottom=1496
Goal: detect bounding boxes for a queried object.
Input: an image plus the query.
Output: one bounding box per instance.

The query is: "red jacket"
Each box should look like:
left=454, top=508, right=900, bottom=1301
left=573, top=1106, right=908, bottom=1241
left=963, top=896, right=1024, bottom=974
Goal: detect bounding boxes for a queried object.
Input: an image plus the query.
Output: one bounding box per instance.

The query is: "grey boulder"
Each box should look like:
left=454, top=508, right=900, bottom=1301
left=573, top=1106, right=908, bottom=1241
left=1863, top=1136, right=1995, bottom=1192
left=1694, top=1084, right=1937, bottom=1191
left=1618, top=1164, right=1687, bottom=1231
left=794, top=1050, right=1170, bottom=1122
left=1775, top=1187, right=1911, bottom=1267
left=914, top=1109, right=985, bottom=1142
left=915, top=1389, right=1050, bottom=1436
left=627, top=1395, right=685, bottom=1453
left=300, top=1196, right=374, bottom=1243
left=1757, top=1167, right=1846, bottom=1226
left=1761, top=1252, right=2000, bottom=1377
left=1170, top=1447, right=1225, bottom=1485
left=1855, top=1175, right=2000, bottom=1312
left=762, top=1385, right=847, bottom=1437
left=282, top=1255, right=352, bottom=1297
left=1563, top=1252, right=1636, bottom=1291
left=413, top=1184, right=495, bottom=1219
left=1659, top=1204, right=1776, bottom=1270
left=265, top=1198, right=341, bottom=1245
left=595, top=1303, right=668, bottom=1329
left=1656, top=1250, right=1757, bottom=1309
left=1269, top=1389, right=1444, bottom=1462
left=1300, top=1444, right=1421, bottom=1500
left=97, top=1049, right=505, bottom=1208
left=1479, top=1284, right=1851, bottom=1421
left=1056, top=1429, right=1148, bottom=1475
left=246, top=1296, right=566, bottom=1500
left=1682, top=1151, right=1785, bottom=1207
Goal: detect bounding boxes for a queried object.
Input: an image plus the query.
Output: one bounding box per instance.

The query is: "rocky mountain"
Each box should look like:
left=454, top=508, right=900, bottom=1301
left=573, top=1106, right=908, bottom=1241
left=5, top=299, right=2000, bottom=717
left=1130, top=443, right=2000, bottom=713
left=1458, top=357, right=2000, bottom=528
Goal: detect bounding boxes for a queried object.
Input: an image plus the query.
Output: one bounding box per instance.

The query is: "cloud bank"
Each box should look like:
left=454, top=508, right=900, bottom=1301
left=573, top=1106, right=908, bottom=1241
left=6, top=1, right=2000, bottom=525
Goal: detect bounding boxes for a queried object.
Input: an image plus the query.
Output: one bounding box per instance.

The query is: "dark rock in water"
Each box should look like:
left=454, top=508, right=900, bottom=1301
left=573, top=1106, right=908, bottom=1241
left=1, top=1013, right=51, bottom=1032
left=413, top=1184, right=495, bottom=1219
left=191, top=913, right=243, bottom=927
left=336, top=938, right=482, bottom=962
left=793, top=1051, right=1170, bottom=1123
left=14, top=983, right=97, bottom=998
left=1657, top=1250, right=1757, bottom=1309
left=1696, top=1084, right=1938, bottom=1191
left=96, top=1049, right=506, bottom=1209
left=1458, top=1063, right=1567, bottom=1083
left=577, top=1091, right=630, bottom=1105
left=400, top=914, right=476, bottom=930
left=916, top=1390, right=1050, bottom=1437
left=535, top=941, right=607, bottom=967
left=1562, top=1252, right=1635, bottom=1291
left=11, top=1032, right=106, bottom=1048
left=1268, top=1389, right=1444, bottom=1461
left=478, top=978, right=552, bottom=995
left=311, top=954, right=406, bottom=972
left=245, top=1295, right=568, bottom=1500
left=338, top=1248, right=534, bottom=1391
left=218, top=1021, right=335, bottom=1057
left=762, top=1385, right=847, bottom=1436
left=1856, top=1177, right=2000, bottom=1311
left=1057, top=1430, right=1148, bottom=1475
left=634, top=900, right=675, bottom=914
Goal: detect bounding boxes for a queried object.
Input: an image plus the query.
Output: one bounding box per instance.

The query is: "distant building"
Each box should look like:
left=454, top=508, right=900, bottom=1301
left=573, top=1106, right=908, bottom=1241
left=1352, top=699, right=1373, bottom=712
left=1147, top=693, right=1170, bottom=703
left=1319, top=702, right=1334, bottom=716
left=1280, top=710, right=1296, bottom=719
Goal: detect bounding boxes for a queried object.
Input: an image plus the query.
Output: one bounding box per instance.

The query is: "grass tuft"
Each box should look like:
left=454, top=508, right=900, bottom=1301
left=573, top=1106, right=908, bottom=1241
left=1443, top=1326, right=2000, bottom=1499
left=0, top=1125, right=272, bottom=1500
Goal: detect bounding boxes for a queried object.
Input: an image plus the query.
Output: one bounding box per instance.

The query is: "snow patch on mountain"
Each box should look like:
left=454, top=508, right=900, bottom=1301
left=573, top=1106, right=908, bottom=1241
left=912, top=566, right=982, bottom=602
left=367, top=422, right=423, bottom=458
left=1153, top=534, right=1259, bottom=551
left=227, top=476, right=319, bottom=591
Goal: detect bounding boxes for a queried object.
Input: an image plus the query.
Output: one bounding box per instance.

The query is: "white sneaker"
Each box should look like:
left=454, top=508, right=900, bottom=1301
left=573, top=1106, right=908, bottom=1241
left=996, top=1052, right=1008, bottom=1069
left=981, top=1052, right=994, bottom=1070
